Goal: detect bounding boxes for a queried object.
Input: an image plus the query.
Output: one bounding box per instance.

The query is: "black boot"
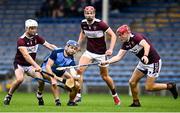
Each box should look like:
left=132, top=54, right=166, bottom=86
left=3, top=94, right=12, bottom=105
left=67, top=101, right=78, bottom=106
left=55, top=99, right=61, bottom=106
left=167, top=83, right=178, bottom=99
left=36, top=92, right=44, bottom=105
left=129, top=99, right=141, bottom=107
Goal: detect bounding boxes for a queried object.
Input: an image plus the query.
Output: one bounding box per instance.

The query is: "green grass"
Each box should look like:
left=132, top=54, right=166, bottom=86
left=0, top=92, right=180, bottom=112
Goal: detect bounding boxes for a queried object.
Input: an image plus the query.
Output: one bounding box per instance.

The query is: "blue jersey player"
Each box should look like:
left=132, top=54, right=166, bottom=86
left=41, top=40, right=80, bottom=106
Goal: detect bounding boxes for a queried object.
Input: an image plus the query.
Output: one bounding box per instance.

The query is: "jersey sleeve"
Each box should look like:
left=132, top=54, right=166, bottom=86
left=36, top=35, right=45, bottom=45
left=80, top=23, right=85, bottom=34
left=134, top=33, right=144, bottom=44
left=99, top=21, right=109, bottom=32
left=49, top=50, right=57, bottom=61
left=17, top=38, right=26, bottom=47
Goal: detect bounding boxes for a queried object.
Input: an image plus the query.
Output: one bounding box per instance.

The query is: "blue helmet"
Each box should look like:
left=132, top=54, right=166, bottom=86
left=66, top=40, right=79, bottom=48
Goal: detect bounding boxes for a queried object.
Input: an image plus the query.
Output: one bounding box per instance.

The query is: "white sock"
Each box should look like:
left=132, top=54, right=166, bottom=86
left=112, top=93, right=118, bottom=97
left=37, top=93, right=43, bottom=98
left=76, top=93, right=81, bottom=97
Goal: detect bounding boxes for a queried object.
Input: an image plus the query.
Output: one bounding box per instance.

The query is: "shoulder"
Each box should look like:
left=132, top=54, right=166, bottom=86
left=81, top=19, right=87, bottom=23
left=34, top=35, right=44, bottom=39
left=56, top=48, right=64, bottom=52
left=94, top=18, right=101, bottom=22
left=50, top=49, right=64, bottom=60
left=34, top=35, right=46, bottom=44
left=53, top=48, right=64, bottom=54
left=135, top=32, right=143, bottom=36
left=81, top=19, right=87, bottom=27
left=17, top=35, right=26, bottom=45
left=133, top=33, right=146, bottom=38
left=19, top=33, right=26, bottom=39
left=95, top=19, right=109, bottom=31
left=132, top=33, right=145, bottom=41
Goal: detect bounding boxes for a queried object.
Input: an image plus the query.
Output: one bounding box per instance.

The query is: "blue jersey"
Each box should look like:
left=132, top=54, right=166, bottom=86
left=41, top=48, right=76, bottom=76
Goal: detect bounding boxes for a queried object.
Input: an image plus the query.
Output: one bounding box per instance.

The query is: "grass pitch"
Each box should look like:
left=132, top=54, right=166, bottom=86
left=0, top=92, right=179, bottom=112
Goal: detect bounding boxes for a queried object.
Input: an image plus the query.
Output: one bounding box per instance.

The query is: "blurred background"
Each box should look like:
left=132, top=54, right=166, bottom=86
left=0, top=0, right=179, bottom=96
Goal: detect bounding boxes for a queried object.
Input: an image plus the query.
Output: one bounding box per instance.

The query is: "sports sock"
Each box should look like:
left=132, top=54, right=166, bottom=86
left=112, top=93, right=118, bottom=97
left=7, top=93, right=12, bottom=97
left=37, top=92, right=42, bottom=98
left=111, top=89, right=117, bottom=95
left=55, top=99, right=60, bottom=102
left=76, top=93, right=81, bottom=97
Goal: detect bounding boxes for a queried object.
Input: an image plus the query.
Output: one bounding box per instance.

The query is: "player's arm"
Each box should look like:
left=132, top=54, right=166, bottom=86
left=105, top=28, right=117, bottom=55
left=101, top=49, right=127, bottom=65
left=19, top=47, right=41, bottom=71
left=69, top=60, right=80, bottom=79
left=45, top=58, right=55, bottom=76
left=78, top=29, right=85, bottom=50
left=43, top=41, right=57, bottom=51
left=45, top=58, right=63, bottom=82
left=139, top=39, right=150, bottom=64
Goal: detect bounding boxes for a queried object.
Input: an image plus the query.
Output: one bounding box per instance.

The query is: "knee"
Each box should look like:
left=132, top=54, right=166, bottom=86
left=16, top=78, right=24, bottom=84
left=101, top=75, right=108, bottom=81
left=101, top=69, right=111, bottom=81
left=145, top=84, right=154, bottom=91
left=129, top=80, right=137, bottom=88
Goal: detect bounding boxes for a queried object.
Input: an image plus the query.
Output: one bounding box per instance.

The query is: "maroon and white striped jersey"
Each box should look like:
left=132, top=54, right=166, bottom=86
left=81, top=18, right=109, bottom=54
left=121, top=33, right=160, bottom=64
left=14, top=34, right=45, bottom=66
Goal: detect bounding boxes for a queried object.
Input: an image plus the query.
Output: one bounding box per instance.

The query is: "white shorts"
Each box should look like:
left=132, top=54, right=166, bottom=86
left=15, top=64, right=38, bottom=78
left=136, top=59, right=162, bottom=78
left=17, top=64, right=34, bottom=74
left=81, top=50, right=108, bottom=67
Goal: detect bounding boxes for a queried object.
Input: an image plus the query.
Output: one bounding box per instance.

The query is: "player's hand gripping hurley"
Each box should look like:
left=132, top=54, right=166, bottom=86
left=56, top=62, right=100, bottom=71
left=36, top=70, right=74, bottom=88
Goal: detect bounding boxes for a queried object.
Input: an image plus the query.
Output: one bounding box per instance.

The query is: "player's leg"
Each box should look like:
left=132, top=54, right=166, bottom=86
left=145, top=76, right=178, bottom=98
left=67, top=81, right=80, bottom=106
left=75, top=53, right=92, bottom=102
left=4, top=64, right=25, bottom=105
left=146, top=77, right=178, bottom=99
left=51, top=83, right=61, bottom=106
left=129, top=68, right=144, bottom=107
left=145, top=60, right=178, bottom=99
left=48, top=75, right=61, bottom=106
left=99, top=66, right=121, bottom=105
left=27, top=66, right=45, bottom=105
left=63, top=72, right=79, bottom=106
left=145, top=77, right=167, bottom=91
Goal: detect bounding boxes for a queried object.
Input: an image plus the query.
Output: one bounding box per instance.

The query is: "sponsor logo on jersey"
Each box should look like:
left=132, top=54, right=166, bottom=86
left=26, top=45, right=38, bottom=53
left=84, top=30, right=104, bottom=38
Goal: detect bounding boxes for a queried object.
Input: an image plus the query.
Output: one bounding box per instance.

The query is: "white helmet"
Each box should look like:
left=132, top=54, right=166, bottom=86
left=25, top=19, right=38, bottom=28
